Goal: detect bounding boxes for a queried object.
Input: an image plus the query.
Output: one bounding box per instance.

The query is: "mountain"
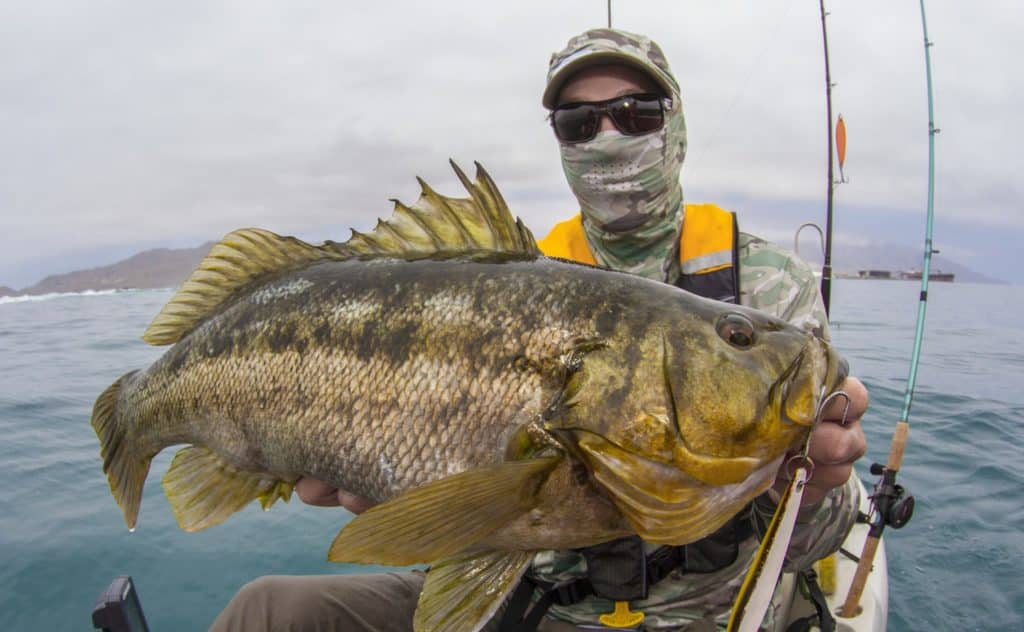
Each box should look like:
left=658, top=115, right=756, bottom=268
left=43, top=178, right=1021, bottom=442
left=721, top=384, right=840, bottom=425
left=1, top=237, right=1003, bottom=298
left=9, top=243, right=214, bottom=296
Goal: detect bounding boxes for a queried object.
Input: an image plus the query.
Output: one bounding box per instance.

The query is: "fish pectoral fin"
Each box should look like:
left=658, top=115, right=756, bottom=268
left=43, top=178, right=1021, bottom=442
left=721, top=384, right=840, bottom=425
left=328, top=456, right=561, bottom=566
left=415, top=549, right=533, bottom=632
left=162, top=446, right=295, bottom=533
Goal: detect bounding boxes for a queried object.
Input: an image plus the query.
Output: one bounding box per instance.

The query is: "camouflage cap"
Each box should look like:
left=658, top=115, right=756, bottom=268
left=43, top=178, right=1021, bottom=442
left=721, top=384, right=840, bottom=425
left=543, top=28, right=680, bottom=109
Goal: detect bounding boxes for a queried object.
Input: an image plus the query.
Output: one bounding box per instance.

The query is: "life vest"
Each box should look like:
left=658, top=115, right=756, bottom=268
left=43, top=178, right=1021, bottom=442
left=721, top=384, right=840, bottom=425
left=536, top=203, right=740, bottom=304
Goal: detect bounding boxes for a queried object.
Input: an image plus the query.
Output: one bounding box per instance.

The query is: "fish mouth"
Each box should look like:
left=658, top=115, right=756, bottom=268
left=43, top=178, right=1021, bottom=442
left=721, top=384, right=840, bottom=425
left=562, top=429, right=781, bottom=546
left=778, top=336, right=848, bottom=428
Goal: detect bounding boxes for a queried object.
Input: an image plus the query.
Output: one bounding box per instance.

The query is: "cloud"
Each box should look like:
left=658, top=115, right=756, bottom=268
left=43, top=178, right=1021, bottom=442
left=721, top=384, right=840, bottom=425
left=0, top=0, right=1019, bottom=287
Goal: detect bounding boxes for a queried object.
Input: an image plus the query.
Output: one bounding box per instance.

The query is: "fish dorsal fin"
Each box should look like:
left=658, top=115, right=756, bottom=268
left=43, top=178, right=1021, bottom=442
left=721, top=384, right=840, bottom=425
left=143, top=229, right=339, bottom=345
left=330, top=160, right=540, bottom=260
left=143, top=161, right=535, bottom=346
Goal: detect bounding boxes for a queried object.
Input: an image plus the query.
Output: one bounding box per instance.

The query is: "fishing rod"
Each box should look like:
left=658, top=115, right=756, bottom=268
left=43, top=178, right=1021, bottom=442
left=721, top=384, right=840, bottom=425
left=798, top=1, right=847, bottom=316
left=840, top=0, right=937, bottom=617
left=818, top=0, right=836, bottom=316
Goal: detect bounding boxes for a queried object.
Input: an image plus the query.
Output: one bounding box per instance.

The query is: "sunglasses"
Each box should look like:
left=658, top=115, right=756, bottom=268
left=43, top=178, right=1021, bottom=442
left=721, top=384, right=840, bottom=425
left=550, top=93, right=671, bottom=144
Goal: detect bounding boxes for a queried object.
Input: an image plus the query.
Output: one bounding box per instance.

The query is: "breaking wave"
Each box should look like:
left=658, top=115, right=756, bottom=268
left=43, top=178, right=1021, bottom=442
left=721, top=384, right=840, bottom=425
left=0, top=289, right=135, bottom=305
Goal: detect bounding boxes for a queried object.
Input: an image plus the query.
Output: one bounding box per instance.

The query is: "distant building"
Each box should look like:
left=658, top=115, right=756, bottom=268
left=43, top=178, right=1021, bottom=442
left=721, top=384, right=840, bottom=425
left=900, top=270, right=955, bottom=282
left=853, top=268, right=955, bottom=282
left=858, top=269, right=892, bottom=280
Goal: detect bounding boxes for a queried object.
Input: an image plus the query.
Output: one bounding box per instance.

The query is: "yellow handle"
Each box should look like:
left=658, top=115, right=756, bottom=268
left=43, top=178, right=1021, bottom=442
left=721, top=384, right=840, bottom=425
left=598, top=601, right=645, bottom=628
left=815, top=554, right=837, bottom=595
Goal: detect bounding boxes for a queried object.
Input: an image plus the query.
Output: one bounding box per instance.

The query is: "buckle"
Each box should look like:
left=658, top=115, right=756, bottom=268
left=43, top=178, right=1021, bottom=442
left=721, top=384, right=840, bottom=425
left=598, top=601, right=645, bottom=629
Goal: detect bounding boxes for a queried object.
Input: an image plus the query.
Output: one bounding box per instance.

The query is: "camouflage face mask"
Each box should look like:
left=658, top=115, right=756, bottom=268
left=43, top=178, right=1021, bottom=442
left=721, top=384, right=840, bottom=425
left=560, top=103, right=687, bottom=282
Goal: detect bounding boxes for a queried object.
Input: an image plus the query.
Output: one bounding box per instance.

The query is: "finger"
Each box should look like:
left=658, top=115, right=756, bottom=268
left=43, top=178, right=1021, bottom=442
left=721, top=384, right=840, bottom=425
left=807, top=420, right=866, bottom=466
left=771, top=460, right=844, bottom=505
left=806, top=462, right=854, bottom=493
left=338, top=491, right=375, bottom=514
left=775, top=460, right=854, bottom=506
left=295, top=477, right=342, bottom=506
left=822, top=377, right=869, bottom=424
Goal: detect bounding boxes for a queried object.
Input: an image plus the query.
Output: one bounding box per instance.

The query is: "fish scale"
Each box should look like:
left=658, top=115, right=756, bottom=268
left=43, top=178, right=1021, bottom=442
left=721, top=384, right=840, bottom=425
left=144, top=259, right=580, bottom=497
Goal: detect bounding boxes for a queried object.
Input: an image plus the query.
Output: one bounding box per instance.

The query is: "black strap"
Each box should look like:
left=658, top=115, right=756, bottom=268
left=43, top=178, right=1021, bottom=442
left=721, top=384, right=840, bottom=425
left=497, top=577, right=548, bottom=632
left=784, top=569, right=835, bottom=632
left=497, top=507, right=757, bottom=631
left=498, top=576, right=594, bottom=632
left=579, top=536, right=648, bottom=601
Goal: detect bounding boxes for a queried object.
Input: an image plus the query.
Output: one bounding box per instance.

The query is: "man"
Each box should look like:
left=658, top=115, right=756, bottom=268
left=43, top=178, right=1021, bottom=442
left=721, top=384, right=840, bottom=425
left=511, top=29, right=867, bottom=629
left=211, top=28, right=867, bottom=631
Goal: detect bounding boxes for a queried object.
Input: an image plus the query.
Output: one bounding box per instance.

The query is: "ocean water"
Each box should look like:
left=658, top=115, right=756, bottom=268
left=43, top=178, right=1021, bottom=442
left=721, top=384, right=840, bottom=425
left=0, top=280, right=1021, bottom=631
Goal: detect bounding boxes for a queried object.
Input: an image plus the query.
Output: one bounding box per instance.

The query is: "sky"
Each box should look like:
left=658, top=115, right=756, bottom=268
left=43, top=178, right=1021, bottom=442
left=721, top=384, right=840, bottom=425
left=1, top=0, right=1021, bottom=288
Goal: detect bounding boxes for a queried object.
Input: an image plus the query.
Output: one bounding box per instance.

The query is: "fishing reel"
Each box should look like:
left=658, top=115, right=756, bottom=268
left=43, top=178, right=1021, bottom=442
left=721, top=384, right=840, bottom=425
left=868, top=462, right=915, bottom=532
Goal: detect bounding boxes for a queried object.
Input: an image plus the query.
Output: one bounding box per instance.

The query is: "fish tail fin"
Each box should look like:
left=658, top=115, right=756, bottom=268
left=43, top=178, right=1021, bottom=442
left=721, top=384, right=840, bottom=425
left=91, top=370, right=150, bottom=530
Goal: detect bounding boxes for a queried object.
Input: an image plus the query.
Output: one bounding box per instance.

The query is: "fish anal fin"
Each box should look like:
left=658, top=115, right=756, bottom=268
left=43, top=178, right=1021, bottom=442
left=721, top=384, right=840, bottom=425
left=328, top=456, right=560, bottom=566
left=143, top=229, right=340, bottom=346
left=162, top=446, right=295, bottom=532
left=414, top=549, right=533, bottom=632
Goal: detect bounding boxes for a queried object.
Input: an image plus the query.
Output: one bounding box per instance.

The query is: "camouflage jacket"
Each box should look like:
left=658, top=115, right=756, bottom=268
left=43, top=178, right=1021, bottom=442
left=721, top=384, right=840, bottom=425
left=528, top=232, right=860, bottom=631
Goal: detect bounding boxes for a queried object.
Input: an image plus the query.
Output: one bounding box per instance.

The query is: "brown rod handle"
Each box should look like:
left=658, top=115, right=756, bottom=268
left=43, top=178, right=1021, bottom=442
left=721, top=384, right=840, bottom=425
left=887, top=421, right=909, bottom=471
left=840, top=535, right=879, bottom=617
left=839, top=420, right=909, bottom=618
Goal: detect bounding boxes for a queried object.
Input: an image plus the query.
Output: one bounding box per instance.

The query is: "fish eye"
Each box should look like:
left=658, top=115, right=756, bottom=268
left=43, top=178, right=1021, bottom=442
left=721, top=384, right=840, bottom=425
left=716, top=314, right=756, bottom=349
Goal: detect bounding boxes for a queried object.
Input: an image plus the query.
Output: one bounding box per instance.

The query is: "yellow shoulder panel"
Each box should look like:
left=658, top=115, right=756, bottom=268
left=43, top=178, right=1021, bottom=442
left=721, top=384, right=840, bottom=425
left=680, top=203, right=735, bottom=273
left=536, top=205, right=734, bottom=273
left=536, top=214, right=598, bottom=265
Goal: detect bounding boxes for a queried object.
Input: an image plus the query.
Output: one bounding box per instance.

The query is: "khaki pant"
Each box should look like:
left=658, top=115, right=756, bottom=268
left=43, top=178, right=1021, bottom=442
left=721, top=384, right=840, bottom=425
left=208, top=571, right=594, bottom=632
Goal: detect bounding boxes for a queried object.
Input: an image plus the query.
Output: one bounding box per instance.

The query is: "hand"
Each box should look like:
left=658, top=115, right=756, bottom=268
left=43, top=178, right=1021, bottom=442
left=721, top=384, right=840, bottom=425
left=295, top=477, right=375, bottom=514
left=774, top=376, right=869, bottom=506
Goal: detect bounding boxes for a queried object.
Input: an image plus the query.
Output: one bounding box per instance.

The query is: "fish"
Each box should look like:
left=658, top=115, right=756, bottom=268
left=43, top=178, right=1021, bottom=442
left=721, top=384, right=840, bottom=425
left=91, top=161, right=845, bottom=632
